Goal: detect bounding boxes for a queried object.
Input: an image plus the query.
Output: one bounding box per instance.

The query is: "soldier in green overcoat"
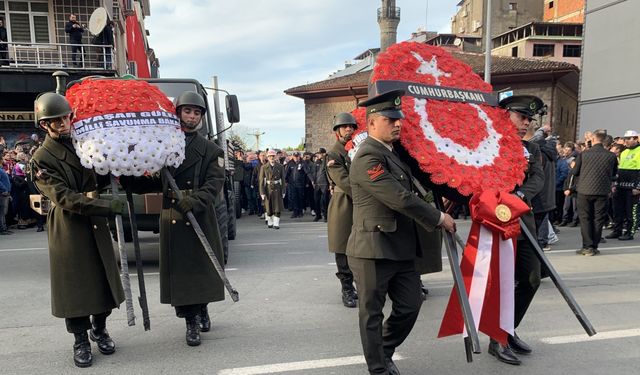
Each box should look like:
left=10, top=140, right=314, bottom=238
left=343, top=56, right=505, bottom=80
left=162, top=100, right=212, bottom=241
left=259, top=149, right=285, bottom=229
left=30, top=92, right=126, bottom=368
left=326, top=112, right=358, bottom=307
left=125, top=91, right=226, bottom=347
left=346, top=90, right=457, bottom=375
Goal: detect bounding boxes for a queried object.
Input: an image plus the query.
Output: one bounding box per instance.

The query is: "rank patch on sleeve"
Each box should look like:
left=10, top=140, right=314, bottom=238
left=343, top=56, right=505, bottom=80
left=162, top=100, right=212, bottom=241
left=218, top=157, right=225, bottom=168
left=367, top=163, right=385, bottom=181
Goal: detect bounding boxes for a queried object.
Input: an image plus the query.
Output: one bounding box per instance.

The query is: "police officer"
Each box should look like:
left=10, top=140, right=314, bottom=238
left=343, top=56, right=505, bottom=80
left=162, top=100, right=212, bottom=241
left=127, top=91, right=226, bottom=346
left=347, top=90, right=456, bottom=375
left=259, top=149, right=285, bottom=229
left=493, top=95, right=546, bottom=365
left=326, top=112, right=358, bottom=308
left=30, top=92, right=125, bottom=367
left=607, top=130, right=640, bottom=241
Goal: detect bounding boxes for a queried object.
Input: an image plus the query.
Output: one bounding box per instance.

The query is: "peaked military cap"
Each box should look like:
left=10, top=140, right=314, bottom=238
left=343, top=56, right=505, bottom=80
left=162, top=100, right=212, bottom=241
left=358, top=89, right=405, bottom=119
left=499, top=95, right=545, bottom=119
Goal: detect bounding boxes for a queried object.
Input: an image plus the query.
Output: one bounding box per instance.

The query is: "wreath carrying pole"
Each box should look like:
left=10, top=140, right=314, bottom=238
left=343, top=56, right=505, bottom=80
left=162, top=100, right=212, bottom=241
left=412, top=176, right=480, bottom=361
left=126, top=189, right=151, bottom=331
left=518, top=220, right=596, bottom=336
left=111, top=175, right=136, bottom=326
left=161, top=168, right=239, bottom=302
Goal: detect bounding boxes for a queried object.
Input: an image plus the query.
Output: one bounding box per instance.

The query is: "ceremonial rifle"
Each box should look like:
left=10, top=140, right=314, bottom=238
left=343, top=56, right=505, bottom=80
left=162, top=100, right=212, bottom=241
left=519, top=220, right=596, bottom=336
left=161, top=168, right=240, bottom=302
left=110, top=175, right=136, bottom=326
left=411, top=176, right=481, bottom=362
left=125, top=189, right=151, bottom=330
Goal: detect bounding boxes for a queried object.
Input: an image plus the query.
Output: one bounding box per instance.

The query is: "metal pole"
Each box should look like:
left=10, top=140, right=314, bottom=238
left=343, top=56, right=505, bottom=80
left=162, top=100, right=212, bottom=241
left=110, top=175, right=136, bottom=326
left=519, top=219, right=596, bottom=336
left=126, top=190, right=151, bottom=331
left=484, top=0, right=492, bottom=83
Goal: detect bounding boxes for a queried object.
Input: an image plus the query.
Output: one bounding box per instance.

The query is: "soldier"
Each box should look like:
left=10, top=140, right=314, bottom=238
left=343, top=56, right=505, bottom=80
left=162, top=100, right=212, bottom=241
left=259, top=149, right=285, bottom=229
left=347, top=90, right=456, bottom=375
left=492, top=95, right=546, bottom=365
left=326, top=112, right=358, bottom=308
left=30, top=92, right=125, bottom=368
left=312, top=148, right=330, bottom=222
left=125, top=91, right=226, bottom=347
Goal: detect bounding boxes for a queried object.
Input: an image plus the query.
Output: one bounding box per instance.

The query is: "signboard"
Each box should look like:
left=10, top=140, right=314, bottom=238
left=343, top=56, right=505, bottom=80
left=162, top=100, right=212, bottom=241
left=0, top=112, right=35, bottom=122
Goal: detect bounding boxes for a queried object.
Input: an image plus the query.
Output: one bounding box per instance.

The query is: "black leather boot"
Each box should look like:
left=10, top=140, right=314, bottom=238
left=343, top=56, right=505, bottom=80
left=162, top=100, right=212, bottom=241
left=341, top=288, right=357, bottom=308
left=90, top=327, right=116, bottom=355
left=73, top=332, right=92, bottom=368
left=185, top=317, right=201, bottom=346
left=199, top=305, right=211, bottom=332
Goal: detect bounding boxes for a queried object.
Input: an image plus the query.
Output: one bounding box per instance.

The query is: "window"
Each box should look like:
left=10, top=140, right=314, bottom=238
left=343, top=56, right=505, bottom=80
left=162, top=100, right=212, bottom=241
left=4, top=1, right=51, bottom=44
left=533, top=44, right=555, bottom=57
left=511, top=46, right=518, bottom=57
left=563, top=45, right=581, bottom=58
left=509, top=3, right=517, bottom=11
left=549, top=1, right=554, bottom=9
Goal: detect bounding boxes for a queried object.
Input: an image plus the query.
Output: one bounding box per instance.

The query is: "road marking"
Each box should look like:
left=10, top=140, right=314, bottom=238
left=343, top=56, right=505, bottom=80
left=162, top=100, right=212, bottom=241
left=218, top=354, right=404, bottom=375
left=234, top=242, right=288, bottom=246
left=541, top=328, right=640, bottom=344
left=0, top=247, right=47, bottom=253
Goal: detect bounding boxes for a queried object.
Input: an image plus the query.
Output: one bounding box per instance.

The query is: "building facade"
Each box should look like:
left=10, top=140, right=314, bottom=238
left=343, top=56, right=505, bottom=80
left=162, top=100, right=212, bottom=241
left=286, top=52, right=580, bottom=152
left=491, top=21, right=582, bottom=65
left=577, top=0, right=639, bottom=138
left=0, top=0, right=157, bottom=147
left=543, top=0, right=584, bottom=23
left=450, top=0, right=544, bottom=44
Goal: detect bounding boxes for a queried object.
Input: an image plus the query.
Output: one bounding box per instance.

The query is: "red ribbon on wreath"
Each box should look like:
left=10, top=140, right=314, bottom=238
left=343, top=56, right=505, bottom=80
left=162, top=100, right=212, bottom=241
left=438, top=189, right=530, bottom=345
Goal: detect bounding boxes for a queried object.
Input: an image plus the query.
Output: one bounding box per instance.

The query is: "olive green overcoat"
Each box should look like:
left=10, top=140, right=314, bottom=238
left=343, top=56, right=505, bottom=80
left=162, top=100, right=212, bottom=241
left=31, top=136, right=124, bottom=318
left=258, top=162, right=284, bottom=215
left=326, top=140, right=353, bottom=253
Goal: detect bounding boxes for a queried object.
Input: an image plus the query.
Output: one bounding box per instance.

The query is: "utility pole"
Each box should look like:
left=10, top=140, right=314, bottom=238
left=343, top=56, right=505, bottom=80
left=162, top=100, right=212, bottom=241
left=248, top=130, right=265, bottom=151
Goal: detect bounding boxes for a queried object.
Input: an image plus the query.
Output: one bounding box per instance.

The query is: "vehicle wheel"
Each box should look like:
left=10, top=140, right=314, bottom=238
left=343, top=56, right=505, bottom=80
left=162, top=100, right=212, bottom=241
left=234, top=181, right=242, bottom=219
left=215, top=194, right=229, bottom=265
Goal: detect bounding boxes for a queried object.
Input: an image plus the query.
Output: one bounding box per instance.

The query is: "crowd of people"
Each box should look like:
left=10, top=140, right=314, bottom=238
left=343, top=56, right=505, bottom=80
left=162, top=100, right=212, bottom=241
left=232, top=148, right=331, bottom=223
left=0, top=134, right=45, bottom=235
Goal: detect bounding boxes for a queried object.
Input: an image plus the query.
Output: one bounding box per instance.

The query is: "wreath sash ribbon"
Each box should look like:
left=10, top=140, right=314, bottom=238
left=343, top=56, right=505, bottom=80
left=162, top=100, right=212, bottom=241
left=372, top=80, right=499, bottom=106
left=438, top=189, right=530, bottom=345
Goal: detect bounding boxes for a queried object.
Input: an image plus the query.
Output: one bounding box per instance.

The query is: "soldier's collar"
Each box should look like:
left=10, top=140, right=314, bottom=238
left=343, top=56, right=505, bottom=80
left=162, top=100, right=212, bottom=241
left=369, top=135, right=393, bottom=152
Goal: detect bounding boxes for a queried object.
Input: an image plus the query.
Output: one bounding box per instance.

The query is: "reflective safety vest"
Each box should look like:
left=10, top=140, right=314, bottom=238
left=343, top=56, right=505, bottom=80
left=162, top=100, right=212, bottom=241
left=619, top=146, right=640, bottom=170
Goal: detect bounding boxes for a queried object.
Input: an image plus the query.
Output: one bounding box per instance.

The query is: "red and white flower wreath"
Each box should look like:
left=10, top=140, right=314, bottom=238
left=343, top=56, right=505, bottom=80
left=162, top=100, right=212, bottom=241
left=350, top=42, right=527, bottom=197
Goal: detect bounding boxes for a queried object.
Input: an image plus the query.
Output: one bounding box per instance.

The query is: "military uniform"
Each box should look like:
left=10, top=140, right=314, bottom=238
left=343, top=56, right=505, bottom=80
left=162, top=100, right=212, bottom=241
left=259, top=161, right=285, bottom=228
left=347, top=90, right=445, bottom=375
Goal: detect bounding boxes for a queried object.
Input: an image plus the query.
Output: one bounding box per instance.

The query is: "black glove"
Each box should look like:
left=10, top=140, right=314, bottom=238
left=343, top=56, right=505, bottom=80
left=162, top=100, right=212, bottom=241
left=110, top=198, right=129, bottom=216
left=176, top=197, right=193, bottom=214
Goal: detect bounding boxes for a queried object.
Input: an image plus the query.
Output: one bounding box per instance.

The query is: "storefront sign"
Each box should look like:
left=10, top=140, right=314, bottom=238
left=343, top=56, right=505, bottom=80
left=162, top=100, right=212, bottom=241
left=0, top=112, right=35, bottom=122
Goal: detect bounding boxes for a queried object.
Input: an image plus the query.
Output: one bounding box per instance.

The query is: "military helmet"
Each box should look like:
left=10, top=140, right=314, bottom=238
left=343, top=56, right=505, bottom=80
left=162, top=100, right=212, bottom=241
left=175, top=91, right=207, bottom=115
left=34, top=92, right=73, bottom=127
left=332, top=112, right=357, bottom=131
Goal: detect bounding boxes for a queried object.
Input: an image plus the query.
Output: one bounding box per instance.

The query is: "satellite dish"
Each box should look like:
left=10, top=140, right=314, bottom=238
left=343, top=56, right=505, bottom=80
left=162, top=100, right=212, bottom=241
left=89, top=7, right=109, bottom=36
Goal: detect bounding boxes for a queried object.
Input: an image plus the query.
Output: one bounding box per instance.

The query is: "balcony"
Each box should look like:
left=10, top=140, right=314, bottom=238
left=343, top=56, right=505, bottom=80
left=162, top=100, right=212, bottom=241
left=0, top=41, right=116, bottom=71
left=377, top=6, right=401, bottom=21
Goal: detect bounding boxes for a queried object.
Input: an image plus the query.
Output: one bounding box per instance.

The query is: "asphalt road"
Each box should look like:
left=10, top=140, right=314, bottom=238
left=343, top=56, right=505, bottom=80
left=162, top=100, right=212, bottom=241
left=0, top=214, right=639, bottom=374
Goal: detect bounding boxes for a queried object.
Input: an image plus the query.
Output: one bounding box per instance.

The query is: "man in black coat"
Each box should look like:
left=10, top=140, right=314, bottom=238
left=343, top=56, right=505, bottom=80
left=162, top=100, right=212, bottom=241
left=312, top=148, right=330, bottom=222
left=491, top=95, right=546, bottom=366
left=574, top=130, right=618, bottom=255
left=0, top=18, right=8, bottom=66
left=64, top=14, right=85, bottom=66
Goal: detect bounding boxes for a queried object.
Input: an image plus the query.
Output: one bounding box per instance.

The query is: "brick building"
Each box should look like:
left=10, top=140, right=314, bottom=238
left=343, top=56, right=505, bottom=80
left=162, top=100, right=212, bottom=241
left=543, top=0, right=585, bottom=23
left=285, top=52, right=579, bottom=152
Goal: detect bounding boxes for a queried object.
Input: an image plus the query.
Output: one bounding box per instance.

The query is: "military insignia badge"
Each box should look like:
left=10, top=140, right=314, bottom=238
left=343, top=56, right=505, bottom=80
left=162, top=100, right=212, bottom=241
left=367, top=163, right=385, bottom=181
left=218, top=157, right=225, bottom=168
left=495, top=204, right=512, bottom=222
left=394, top=97, right=401, bottom=106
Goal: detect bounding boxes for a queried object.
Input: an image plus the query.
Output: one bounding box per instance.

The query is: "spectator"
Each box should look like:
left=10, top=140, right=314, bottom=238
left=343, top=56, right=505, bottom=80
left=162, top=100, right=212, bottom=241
left=97, top=20, right=114, bottom=69
left=606, top=130, right=640, bottom=241
left=559, top=143, right=579, bottom=227
left=312, top=148, right=330, bottom=222
left=554, top=143, right=570, bottom=225
left=0, top=18, right=8, bottom=66
left=12, top=153, right=34, bottom=229
left=65, top=14, right=85, bottom=67
left=573, top=130, right=618, bottom=256
left=0, top=166, right=11, bottom=235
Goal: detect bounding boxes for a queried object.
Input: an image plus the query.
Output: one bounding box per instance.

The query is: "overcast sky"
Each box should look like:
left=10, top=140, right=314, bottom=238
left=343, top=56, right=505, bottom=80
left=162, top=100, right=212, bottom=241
left=146, top=0, right=459, bottom=149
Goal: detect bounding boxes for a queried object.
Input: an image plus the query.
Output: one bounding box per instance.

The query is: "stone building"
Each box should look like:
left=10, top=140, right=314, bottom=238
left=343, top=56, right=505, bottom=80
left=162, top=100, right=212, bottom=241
left=451, top=0, right=544, bottom=46
left=285, top=52, right=580, bottom=152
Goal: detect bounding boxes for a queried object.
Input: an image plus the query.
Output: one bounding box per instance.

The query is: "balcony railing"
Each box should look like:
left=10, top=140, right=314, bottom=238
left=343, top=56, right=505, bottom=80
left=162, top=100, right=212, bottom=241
left=0, top=41, right=115, bottom=70
left=377, top=6, right=401, bottom=21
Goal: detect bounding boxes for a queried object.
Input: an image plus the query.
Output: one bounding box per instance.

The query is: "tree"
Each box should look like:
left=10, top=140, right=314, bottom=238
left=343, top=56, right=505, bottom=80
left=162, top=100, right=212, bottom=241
left=227, top=127, right=250, bottom=151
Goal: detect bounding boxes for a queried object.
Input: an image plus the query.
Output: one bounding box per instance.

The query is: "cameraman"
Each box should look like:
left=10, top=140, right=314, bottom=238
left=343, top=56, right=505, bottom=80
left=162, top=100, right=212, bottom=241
left=65, top=14, right=85, bottom=67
